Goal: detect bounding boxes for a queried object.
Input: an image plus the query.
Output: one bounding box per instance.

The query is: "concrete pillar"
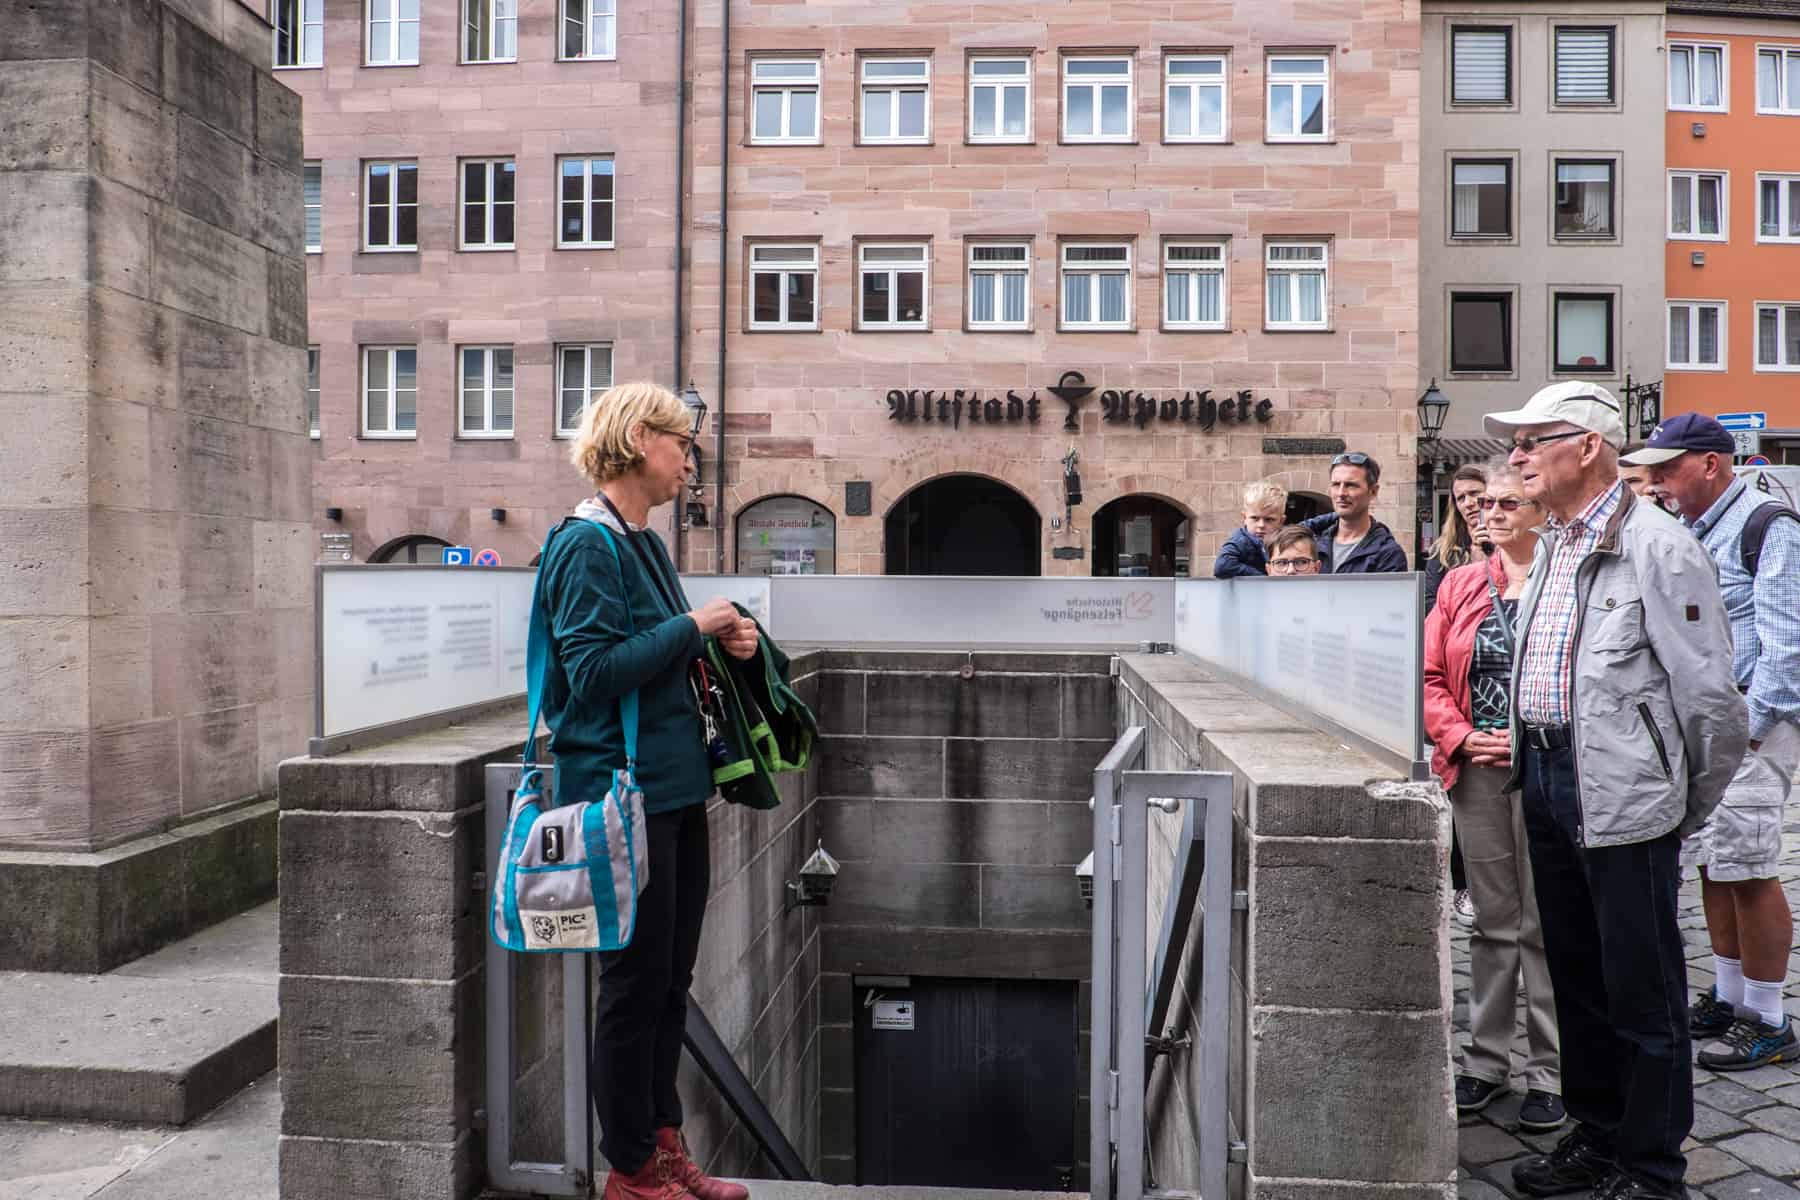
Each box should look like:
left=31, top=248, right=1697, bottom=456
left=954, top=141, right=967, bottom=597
left=0, top=0, right=309, bottom=970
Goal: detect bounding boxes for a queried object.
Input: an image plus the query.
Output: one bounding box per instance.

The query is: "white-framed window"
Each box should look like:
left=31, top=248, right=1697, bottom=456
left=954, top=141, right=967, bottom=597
left=1669, top=171, right=1726, bottom=241
left=1668, top=42, right=1725, bottom=111
left=1264, top=241, right=1329, bottom=330
left=1062, top=56, right=1134, bottom=142
left=1757, top=173, right=1800, bottom=242
left=858, top=243, right=930, bottom=330
left=969, top=56, right=1032, bottom=143
left=1059, top=242, right=1133, bottom=330
left=1553, top=159, right=1614, bottom=239
left=751, top=58, right=821, bottom=144
left=557, top=156, right=614, bottom=249
left=458, top=346, right=515, bottom=437
left=1757, top=45, right=1800, bottom=114
left=460, top=158, right=516, bottom=250
left=362, top=160, right=417, bottom=252
left=1756, top=303, right=1800, bottom=371
left=1163, top=241, right=1227, bottom=330
left=966, top=242, right=1030, bottom=330
left=273, top=0, right=323, bottom=68
left=303, top=161, right=322, bottom=253
left=361, top=346, right=417, bottom=438
left=366, top=0, right=420, bottom=66
left=560, top=0, right=616, bottom=61
left=1451, top=159, right=1511, bottom=239
left=1266, top=54, right=1329, bottom=141
left=1553, top=292, right=1615, bottom=373
left=1667, top=302, right=1725, bottom=371
left=556, top=344, right=612, bottom=435
left=464, top=0, right=517, bottom=64
left=860, top=57, right=931, bottom=143
left=306, top=346, right=320, bottom=438
left=1553, top=27, right=1614, bottom=105
left=749, top=243, right=820, bottom=331
left=1450, top=26, right=1510, bottom=105
left=1164, top=54, right=1227, bottom=142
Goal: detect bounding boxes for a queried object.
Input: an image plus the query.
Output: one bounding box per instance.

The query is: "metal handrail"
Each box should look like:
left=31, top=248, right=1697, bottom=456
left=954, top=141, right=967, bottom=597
left=684, top=1001, right=813, bottom=1181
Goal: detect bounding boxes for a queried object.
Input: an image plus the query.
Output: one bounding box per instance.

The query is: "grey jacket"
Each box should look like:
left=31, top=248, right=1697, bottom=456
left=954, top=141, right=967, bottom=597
left=1506, top=486, right=1748, bottom=848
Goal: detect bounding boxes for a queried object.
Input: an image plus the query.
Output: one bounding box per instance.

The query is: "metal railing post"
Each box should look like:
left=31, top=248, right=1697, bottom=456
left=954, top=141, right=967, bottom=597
left=1090, top=727, right=1145, bottom=1200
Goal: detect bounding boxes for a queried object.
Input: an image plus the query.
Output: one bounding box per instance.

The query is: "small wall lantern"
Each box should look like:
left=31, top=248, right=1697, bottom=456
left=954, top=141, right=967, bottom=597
left=785, top=841, right=840, bottom=913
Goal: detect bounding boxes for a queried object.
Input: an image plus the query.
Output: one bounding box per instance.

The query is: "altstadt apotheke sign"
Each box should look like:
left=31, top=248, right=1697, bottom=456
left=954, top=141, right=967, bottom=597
left=883, top=370, right=1275, bottom=433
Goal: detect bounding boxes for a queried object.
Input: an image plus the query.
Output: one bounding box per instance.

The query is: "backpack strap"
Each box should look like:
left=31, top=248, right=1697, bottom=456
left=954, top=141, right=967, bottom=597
left=524, top=520, right=639, bottom=771
left=1740, top=504, right=1800, bottom=578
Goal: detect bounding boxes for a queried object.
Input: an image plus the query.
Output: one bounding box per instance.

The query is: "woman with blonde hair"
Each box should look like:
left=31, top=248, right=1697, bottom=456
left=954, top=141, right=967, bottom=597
left=1423, top=463, right=1489, bottom=615
left=537, top=381, right=758, bottom=1200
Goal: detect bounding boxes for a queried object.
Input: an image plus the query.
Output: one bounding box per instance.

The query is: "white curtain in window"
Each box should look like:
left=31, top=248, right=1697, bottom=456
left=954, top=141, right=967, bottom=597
left=1761, top=307, right=1780, bottom=364
left=1167, top=275, right=1189, bottom=323
left=1763, top=180, right=1782, bottom=236
left=971, top=274, right=995, bottom=323
left=1298, top=273, right=1324, bottom=323
left=1669, top=307, right=1690, bottom=363
left=1698, top=307, right=1719, bottom=363
left=1761, top=51, right=1781, bottom=108
left=1698, top=48, right=1721, bottom=106
left=1267, top=276, right=1290, bottom=324
left=1065, top=274, right=1090, bottom=323
left=1192, top=273, right=1221, bottom=323
left=1671, top=177, right=1692, bottom=233
left=1098, top=274, right=1127, bottom=323
left=1670, top=47, right=1692, bottom=106
left=1001, top=273, right=1026, bottom=322
left=1698, top=177, right=1720, bottom=234
left=1583, top=184, right=1610, bottom=232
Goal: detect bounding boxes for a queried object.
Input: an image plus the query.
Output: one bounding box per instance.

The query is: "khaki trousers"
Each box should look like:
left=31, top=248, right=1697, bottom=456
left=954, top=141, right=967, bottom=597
left=1455, top=763, right=1561, bottom=1091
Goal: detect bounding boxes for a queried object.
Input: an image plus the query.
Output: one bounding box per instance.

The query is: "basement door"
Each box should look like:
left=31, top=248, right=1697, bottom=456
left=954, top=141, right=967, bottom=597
left=853, top=977, right=1077, bottom=1191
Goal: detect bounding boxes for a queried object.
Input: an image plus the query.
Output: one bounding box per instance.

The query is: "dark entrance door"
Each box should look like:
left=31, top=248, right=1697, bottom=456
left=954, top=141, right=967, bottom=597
left=853, top=978, right=1077, bottom=1191
left=884, top=476, right=1041, bottom=575
left=1092, top=495, right=1189, bottom=577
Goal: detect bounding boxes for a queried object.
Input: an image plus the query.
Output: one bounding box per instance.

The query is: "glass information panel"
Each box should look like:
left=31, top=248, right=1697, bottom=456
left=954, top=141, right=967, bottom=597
left=767, top=575, right=1177, bottom=647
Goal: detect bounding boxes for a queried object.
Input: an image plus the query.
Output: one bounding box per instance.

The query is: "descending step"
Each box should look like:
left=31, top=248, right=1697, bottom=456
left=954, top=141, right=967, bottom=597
left=734, top=1186, right=1069, bottom=1200
left=0, top=903, right=277, bottom=1126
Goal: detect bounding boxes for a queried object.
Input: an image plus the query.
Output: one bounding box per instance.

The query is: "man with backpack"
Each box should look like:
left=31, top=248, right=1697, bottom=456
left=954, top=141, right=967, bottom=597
left=1625, top=414, right=1800, bottom=1072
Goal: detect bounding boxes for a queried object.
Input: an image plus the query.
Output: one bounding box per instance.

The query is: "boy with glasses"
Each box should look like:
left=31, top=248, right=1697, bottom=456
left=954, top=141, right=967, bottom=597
left=1265, top=525, right=1322, bottom=574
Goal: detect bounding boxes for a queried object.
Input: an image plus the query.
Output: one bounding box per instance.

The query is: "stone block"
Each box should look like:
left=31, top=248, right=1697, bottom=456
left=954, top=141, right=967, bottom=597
left=279, top=973, right=480, bottom=1144
left=943, top=736, right=1111, bottom=802
left=255, top=70, right=303, bottom=167
left=814, top=671, right=865, bottom=735
left=0, top=287, right=87, bottom=396
left=0, top=172, right=90, bottom=285
left=178, top=702, right=261, bottom=815
left=89, top=287, right=177, bottom=408
left=1716, top=1132, right=1800, bottom=1178
left=865, top=671, right=1062, bottom=739
left=265, top=249, right=308, bottom=347
left=86, top=397, right=153, bottom=512
left=89, top=0, right=167, bottom=94
left=0, top=60, right=92, bottom=172
left=1253, top=836, right=1443, bottom=1011
left=278, top=1133, right=474, bottom=1200
left=254, top=519, right=314, bottom=611
left=245, top=333, right=307, bottom=434
left=822, top=926, right=1090, bottom=980
left=972, top=652, right=1114, bottom=675
left=159, top=5, right=252, bottom=147
left=860, top=798, right=1091, bottom=867
left=279, top=809, right=480, bottom=981
left=89, top=176, right=154, bottom=301
left=0, top=508, right=91, bottom=619
left=262, top=426, right=314, bottom=522
left=88, top=717, right=182, bottom=844
left=179, top=513, right=255, bottom=614
left=1206, top=731, right=1423, bottom=836
left=90, top=63, right=176, bottom=198
left=1252, top=1009, right=1455, bottom=1182
left=174, top=307, right=252, bottom=425
left=816, top=735, right=943, bottom=799
left=149, top=203, right=268, bottom=335
left=246, top=153, right=304, bottom=259
left=979, top=864, right=1090, bottom=931
left=88, top=507, right=183, bottom=617
left=0, top=617, right=87, bottom=731
left=0, top=730, right=92, bottom=849
left=277, top=750, right=510, bottom=815
left=148, top=408, right=258, bottom=520
left=1251, top=1185, right=1455, bottom=1200
left=822, top=862, right=981, bottom=928
left=1063, top=673, right=1116, bottom=739
left=151, top=609, right=280, bottom=718
left=180, top=796, right=278, bottom=930
left=0, top=393, right=87, bottom=508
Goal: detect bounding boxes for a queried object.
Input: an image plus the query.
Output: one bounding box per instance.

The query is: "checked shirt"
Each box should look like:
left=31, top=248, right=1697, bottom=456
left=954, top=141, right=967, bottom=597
left=1516, top=480, right=1625, bottom=727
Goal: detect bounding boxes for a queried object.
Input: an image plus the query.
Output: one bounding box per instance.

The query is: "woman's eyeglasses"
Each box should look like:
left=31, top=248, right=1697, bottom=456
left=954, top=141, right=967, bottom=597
left=1478, top=497, right=1530, bottom=512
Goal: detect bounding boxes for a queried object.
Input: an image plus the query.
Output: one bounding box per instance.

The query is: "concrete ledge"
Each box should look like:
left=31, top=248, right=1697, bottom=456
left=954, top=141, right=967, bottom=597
left=0, top=799, right=276, bottom=972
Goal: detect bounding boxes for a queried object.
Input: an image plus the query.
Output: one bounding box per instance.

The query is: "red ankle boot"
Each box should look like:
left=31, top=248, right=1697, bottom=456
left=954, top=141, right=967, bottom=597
left=601, top=1145, right=693, bottom=1200
left=656, top=1127, right=749, bottom=1200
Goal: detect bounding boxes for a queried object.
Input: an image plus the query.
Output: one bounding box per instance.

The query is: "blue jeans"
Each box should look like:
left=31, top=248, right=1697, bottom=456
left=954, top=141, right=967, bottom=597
left=1520, top=743, right=1691, bottom=1189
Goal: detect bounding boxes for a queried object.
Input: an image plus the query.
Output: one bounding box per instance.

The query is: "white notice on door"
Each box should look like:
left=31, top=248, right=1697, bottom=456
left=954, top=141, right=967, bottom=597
left=871, top=998, right=915, bottom=1031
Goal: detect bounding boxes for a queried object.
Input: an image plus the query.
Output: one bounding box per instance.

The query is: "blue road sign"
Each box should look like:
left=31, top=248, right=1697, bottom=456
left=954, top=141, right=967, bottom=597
left=443, top=546, right=473, bottom=565
left=1716, top=412, right=1767, bottom=431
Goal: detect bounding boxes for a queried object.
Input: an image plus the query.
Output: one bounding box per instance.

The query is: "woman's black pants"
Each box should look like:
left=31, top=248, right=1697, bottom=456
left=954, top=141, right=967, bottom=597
left=592, top=802, right=710, bottom=1175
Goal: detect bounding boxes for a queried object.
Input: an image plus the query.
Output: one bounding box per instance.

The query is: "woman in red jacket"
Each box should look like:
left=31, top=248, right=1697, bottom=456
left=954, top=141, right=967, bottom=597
left=1424, top=463, right=1563, bottom=1132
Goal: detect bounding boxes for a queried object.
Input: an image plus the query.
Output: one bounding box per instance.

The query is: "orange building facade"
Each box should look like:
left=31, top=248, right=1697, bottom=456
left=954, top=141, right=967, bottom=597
left=1665, top=5, right=1800, bottom=461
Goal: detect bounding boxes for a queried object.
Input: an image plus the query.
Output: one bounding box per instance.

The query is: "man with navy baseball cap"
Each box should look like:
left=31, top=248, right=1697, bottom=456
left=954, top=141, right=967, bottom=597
left=1624, top=415, right=1800, bottom=1073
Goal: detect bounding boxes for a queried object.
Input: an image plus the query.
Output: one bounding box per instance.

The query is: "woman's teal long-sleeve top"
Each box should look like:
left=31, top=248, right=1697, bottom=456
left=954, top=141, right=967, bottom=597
left=537, top=518, right=713, bottom=815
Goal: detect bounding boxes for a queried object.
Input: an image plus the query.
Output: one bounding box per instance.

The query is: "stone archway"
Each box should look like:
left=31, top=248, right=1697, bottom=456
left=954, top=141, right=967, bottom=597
left=1091, top=494, right=1193, bottom=577
left=884, top=475, right=1042, bottom=576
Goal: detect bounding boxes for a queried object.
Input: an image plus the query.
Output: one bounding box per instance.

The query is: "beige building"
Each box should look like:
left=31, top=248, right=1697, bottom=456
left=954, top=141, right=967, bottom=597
left=289, top=1, right=1422, bottom=576
left=1418, top=0, right=1667, bottom=466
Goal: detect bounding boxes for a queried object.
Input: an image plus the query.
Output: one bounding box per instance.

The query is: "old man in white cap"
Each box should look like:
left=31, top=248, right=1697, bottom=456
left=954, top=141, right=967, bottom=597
left=1485, top=383, right=1746, bottom=1200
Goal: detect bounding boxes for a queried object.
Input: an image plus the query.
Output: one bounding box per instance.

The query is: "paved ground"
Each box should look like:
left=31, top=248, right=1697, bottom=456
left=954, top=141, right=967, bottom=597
left=1456, top=810, right=1800, bottom=1200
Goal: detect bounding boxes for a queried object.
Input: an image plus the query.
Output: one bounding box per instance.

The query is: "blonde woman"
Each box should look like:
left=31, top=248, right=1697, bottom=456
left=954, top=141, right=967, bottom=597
left=538, top=382, right=757, bottom=1200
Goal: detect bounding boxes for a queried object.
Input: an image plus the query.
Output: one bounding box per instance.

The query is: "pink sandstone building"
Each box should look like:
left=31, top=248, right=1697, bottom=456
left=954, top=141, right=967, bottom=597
left=283, top=0, right=1422, bottom=577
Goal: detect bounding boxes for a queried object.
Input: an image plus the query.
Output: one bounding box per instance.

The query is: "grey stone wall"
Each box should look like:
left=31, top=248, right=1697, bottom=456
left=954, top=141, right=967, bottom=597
left=0, top=0, right=306, bottom=968
left=275, top=688, right=821, bottom=1200
left=1117, top=653, right=1457, bottom=1200
left=813, top=650, right=1112, bottom=1187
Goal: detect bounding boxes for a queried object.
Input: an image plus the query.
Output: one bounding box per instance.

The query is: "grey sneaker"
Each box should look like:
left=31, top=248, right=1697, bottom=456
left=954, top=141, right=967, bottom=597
left=1698, top=1015, right=1799, bottom=1071
left=1688, top=988, right=1735, bottom=1038
left=1453, top=888, right=1475, bottom=927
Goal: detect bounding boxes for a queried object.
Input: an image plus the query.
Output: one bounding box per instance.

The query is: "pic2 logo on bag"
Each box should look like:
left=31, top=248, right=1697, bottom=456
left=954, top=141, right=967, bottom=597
left=521, top=906, right=601, bottom=950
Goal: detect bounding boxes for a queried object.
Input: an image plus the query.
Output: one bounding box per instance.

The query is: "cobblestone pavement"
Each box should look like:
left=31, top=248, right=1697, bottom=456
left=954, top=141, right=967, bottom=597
left=1454, top=812, right=1800, bottom=1200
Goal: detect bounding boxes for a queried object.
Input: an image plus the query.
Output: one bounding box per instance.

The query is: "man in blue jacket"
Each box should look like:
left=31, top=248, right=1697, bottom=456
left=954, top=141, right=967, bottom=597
left=1302, top=451, right=1410, bottom=573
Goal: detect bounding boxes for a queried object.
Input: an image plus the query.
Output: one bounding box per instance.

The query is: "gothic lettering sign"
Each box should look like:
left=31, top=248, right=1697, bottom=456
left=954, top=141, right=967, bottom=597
left=882, top=369, right=1275, bottom=433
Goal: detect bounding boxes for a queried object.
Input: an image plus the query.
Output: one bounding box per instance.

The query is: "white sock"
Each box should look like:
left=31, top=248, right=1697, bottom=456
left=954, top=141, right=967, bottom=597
left=1743, top=976, right=1788, bottom=1028
left=1715, top=955, right=1745, bottom=1007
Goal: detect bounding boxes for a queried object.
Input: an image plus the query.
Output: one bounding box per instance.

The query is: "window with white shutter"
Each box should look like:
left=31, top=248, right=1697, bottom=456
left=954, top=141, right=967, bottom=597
left=1451, top=27, right=1510, bottom=105
left=1555, top=27, right=1615, bottom=105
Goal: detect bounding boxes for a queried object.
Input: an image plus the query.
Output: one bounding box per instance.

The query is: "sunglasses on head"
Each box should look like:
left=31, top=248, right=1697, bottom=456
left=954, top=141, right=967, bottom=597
left=1331, top=452, right=1372, bottom=468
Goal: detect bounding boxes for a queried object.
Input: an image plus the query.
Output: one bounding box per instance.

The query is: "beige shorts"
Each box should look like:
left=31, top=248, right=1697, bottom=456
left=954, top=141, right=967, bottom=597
left=1682, top=720, right=1798, bottom=882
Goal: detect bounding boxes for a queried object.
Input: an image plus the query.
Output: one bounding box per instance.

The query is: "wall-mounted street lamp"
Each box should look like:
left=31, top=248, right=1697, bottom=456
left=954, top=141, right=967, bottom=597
left=785, top=841, right=840, bottom=914
left=1416, top=379, right=1449, bottom=444
left=1061, top=447, right=1083, bottom=528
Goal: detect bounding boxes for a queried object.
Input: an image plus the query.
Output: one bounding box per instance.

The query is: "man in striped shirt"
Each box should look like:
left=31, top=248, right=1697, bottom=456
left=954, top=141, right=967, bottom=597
left=1487, top=384, right=1746, bottom=1200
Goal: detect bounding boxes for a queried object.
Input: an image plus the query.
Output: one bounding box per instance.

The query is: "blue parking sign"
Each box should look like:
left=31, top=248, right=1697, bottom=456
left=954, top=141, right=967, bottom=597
left=443, top=546, right=473, bottom=566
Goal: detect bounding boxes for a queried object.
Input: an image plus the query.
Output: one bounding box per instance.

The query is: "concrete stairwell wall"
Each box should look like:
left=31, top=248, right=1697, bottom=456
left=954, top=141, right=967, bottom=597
left=1117, top=653, right=1457, bottom=1200
left=812, top=650, right=1114, bottom=1188
left=0, top=0, right=308, bottom=970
